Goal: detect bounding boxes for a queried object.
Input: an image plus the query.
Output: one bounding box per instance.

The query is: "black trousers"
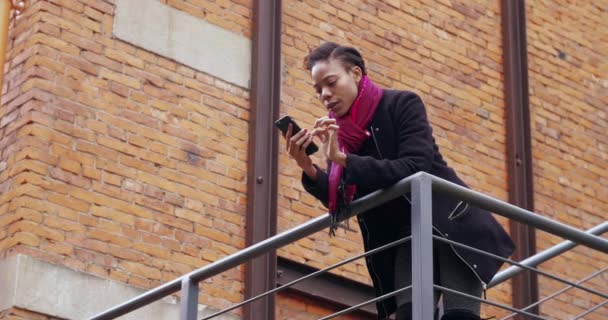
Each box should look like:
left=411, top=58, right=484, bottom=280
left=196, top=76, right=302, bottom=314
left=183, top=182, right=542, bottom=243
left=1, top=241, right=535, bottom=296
left=393, top=240, right=483, bottom=319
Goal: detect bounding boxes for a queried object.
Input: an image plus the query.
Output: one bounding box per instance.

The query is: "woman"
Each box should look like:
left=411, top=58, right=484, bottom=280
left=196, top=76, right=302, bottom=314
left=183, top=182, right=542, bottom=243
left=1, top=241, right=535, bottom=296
left=284, top=42, right=515, bottom=320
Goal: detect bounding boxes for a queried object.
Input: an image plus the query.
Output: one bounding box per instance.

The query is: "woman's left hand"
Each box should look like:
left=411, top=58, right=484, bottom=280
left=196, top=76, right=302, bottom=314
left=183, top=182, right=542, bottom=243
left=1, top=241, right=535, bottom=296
left=312, top=117, right=347, bottom=166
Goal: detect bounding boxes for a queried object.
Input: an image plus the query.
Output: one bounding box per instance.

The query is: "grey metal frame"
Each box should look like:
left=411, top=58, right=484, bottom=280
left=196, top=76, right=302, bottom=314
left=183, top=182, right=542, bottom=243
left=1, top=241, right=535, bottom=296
left=88, top=172, right=608, bottom=320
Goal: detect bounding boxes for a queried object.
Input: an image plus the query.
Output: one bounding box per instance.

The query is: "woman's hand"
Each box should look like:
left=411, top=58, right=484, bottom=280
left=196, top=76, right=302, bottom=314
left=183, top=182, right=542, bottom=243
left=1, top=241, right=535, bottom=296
left=312, top=117, right=347, bottom=166
left=286, top=123, right=318, bottom=180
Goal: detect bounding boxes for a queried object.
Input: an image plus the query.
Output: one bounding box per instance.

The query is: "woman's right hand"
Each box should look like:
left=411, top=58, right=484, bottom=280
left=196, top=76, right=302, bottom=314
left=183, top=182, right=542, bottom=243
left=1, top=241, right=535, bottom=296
left=286, top=123, right=318, bottom=180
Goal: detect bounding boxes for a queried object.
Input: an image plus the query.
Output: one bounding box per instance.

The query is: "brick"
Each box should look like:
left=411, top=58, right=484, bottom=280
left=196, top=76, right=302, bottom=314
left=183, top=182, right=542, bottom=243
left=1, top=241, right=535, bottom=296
left=42, top=241, right=74, bottom=256
left=194, top=225, right=231, bottom=245
left=27, top=33, right=80, bottom=55
left=49, top=167, right=91, bottom=189
left=132, top=243, right=171, bottom=259
left=109, top=246, right=145, bottom=263
left=171, top=252, right=204, bottom=268
left=87, top=229, right=131, bottom=247
left=76, top=140, right=120, bottom=161
left=154, top=212, right=193, bottom=232
left=82, top=51, right=122, bottom=72
left=138, top=150, right=177, bottom=169
left=45, top=215, right=86, bottom=232
left=58, top=54, right=100, bottom=76
left=61, top=9, right=102, bottom=32
left=120, top=261, right=162, bottom=280
left=96, top=158, right=137, bottom=179
left=9, top=221, right=64, bottom=242
left=164, top=192, right=185, bottom=207
left=99, top=69, right=141, bottom=89
left=105, top=48, right=145, bottom=69
left=174, top=208, right=208, bottom=225
left=61, top=31, right=103, bottom=53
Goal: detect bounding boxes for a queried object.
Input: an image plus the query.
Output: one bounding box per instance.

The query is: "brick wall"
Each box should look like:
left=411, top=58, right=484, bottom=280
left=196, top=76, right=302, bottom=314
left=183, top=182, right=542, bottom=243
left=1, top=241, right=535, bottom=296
left=527, top=1, right=607, bottom=319
left=0, top=0, right=605, bottom=319
left=0, top=0, right=249, bottom=316
left=0, top=308, right=62, bottom=320
left=276, top=292, right=368, bottom=320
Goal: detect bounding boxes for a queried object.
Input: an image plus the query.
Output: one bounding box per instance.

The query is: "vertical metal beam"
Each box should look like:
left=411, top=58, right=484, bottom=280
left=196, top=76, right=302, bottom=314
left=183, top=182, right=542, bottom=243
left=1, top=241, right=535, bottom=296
left=180, top=278, right=199, bottom=320
left=245, top=1, right=282, bottom=319
left=501, top=0, right=539, bottom=317
left=411, top=174, right=434, bottom=320
left=0, top=0, right=12, bottom=102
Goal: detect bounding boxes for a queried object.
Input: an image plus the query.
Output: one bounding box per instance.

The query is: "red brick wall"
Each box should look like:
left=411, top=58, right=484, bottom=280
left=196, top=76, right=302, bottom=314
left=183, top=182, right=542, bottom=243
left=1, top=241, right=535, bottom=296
left=163, top=0, right=252, bottom=37
left=1, top=0, right=249, bottom=315
left=527, top=1, right=607, bottom=319
left=0, top=308, right=62, bottom=320
left=276, top=292, right=369, bottom=320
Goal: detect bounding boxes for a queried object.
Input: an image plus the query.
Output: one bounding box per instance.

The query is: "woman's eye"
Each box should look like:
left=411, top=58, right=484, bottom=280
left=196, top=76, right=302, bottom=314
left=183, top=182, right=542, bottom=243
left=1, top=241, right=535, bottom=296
left=328, top=81, right=336, bottom=87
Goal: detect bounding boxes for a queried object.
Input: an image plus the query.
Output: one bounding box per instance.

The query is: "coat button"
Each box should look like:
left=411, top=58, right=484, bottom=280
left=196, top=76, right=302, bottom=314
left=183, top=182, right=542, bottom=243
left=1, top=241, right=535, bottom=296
left=445, top=233, right=448, bottom=237
left=473, top=264, right=477, bottom=268
left=375, top=127, right=380, bottom=132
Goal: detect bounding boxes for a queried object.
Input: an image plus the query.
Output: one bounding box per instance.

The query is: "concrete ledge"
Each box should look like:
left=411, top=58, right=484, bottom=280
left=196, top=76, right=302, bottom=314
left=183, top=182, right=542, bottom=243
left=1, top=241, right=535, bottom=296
left=113, top=0, right=251, bottom=89
left=0, top=255, right=239, bottom=320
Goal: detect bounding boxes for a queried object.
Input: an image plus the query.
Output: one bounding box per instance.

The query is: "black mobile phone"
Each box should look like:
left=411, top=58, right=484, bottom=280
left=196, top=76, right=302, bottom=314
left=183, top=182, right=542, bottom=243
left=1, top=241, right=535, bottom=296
left=274, top=115, right=319, bottom=156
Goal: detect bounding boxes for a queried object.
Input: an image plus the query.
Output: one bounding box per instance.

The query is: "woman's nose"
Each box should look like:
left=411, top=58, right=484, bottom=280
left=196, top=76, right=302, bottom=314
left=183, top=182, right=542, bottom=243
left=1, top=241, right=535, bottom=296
left=321, top=87, right=332, bottom=100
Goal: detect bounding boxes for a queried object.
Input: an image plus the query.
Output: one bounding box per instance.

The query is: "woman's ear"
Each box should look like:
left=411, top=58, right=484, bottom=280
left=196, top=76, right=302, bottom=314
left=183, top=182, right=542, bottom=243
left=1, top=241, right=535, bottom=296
left=351, top=66, right=363, bottom=84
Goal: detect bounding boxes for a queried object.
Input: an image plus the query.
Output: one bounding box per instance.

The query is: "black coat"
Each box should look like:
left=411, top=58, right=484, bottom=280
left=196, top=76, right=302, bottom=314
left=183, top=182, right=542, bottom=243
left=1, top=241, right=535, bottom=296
left=302, top=90, right=515, bottom=318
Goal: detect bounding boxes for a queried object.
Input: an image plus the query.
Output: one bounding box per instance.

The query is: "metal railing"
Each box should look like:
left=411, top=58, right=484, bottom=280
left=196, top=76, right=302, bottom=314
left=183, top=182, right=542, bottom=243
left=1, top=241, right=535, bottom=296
left=89, top=172, right=608, bottom=320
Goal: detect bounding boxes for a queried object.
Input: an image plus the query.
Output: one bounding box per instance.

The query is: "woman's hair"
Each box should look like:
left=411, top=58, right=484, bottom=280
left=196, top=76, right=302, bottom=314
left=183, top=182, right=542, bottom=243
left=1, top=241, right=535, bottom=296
left=304, top=42, right=367, bottom=75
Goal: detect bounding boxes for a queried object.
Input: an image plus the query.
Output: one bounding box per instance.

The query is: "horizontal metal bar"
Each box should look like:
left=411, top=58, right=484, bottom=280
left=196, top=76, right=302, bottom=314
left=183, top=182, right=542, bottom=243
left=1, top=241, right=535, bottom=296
left=433, top=236, right=608, bottom=300
left=201, top=237, right=412, bottom=320
left=429, top=174, right=608, bottom=253
left=434, top=285, right=549, bottom=320
left=88, top=174, right=420, bottom=320
left=490, top=222, right=608, bottom=287
left=572, top=299, right=608, bottom=320
left=500, top=267, right=608, bottom=320
left=318, top=285, right=413, bottom=320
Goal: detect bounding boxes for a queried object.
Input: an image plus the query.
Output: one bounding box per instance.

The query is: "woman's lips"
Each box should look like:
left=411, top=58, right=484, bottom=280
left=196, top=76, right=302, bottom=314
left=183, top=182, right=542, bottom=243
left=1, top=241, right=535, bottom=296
left=327, top=101, right=339, bottom=110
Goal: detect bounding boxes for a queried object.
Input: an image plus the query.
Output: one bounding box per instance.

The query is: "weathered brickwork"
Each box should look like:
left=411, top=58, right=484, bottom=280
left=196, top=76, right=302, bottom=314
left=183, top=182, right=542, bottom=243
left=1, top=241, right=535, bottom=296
left=276, top=292, right=369, bottom=320
left=0, top=308, right=63, bottom=320
left=527, top=1, right=607, bottom=319
left=0, top=0, right=249, bottom=315
left=163, top=0, right=252, bottom=38
left=0, top=0, right=605, bottom=319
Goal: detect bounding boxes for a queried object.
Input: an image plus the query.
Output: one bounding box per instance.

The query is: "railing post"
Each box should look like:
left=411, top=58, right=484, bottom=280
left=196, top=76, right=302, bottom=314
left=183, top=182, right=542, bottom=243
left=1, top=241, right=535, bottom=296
left=180, top=277, right=199, bottom=320
left=411, top=173, right=434, bottom=319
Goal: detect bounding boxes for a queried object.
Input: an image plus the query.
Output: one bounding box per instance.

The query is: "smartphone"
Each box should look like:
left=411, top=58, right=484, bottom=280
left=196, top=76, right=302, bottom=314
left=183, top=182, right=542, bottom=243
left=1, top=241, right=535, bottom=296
left=274, top=115, right=319, bottom=156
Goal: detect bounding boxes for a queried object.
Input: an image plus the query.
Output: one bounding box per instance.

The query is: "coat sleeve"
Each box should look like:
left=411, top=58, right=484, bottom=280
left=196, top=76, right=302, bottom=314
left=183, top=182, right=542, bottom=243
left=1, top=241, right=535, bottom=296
left=301, top=164, right=330, bottom=208
left=343, top=92, right=434, bottom=189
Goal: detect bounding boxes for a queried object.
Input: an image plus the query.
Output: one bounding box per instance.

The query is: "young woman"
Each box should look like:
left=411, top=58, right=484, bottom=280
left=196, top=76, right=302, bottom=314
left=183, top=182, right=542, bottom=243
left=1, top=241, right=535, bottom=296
left=284, top=42, right=515, bottom=320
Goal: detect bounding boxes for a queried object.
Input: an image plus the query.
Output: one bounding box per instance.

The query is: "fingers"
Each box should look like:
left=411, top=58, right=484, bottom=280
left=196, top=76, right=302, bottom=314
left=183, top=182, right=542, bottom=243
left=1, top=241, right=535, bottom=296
left=301, top=133, right=314, bottom=149
left=287, top=126, right=306, bottom=148
left=294, top=129, right=310, bottom=149
left=310, top=127, right=329, bottom=143
left=285, top=123, right=293, bottom=141
left=314, top=117, right=336, bottom=128
left=287, top=128, right=310, bottom=155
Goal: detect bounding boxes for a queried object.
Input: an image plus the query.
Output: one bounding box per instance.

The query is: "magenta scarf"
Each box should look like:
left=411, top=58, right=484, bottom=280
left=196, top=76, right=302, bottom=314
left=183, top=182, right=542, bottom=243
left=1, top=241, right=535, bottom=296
left=328, top=75, right=383, bottom=218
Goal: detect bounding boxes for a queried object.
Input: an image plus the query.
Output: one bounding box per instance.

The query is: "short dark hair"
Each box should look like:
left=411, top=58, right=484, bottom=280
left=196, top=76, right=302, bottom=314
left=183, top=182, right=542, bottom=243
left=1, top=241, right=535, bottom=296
left=304, top=42, right=367, bottom=75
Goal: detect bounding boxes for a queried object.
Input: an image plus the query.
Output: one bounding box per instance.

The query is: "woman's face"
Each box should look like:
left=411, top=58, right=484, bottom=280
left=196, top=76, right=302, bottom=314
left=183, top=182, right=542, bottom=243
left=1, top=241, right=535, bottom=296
left=311, top=58, right=362, bottom=118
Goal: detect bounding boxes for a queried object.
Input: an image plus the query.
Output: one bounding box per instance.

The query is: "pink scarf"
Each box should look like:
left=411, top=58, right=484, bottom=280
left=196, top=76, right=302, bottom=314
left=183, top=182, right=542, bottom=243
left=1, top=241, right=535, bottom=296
left=328, top=75, right=383, bottom=223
